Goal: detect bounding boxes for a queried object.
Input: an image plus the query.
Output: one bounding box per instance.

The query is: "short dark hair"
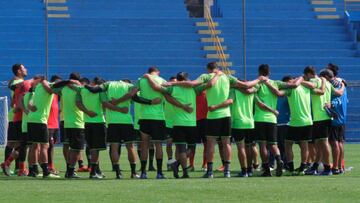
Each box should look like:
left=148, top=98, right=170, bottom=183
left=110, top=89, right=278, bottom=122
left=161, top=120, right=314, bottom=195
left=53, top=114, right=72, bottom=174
left=176, top=72, right=189, bottom=81
left=12, top=64, right=23, bottom=76
left=258, top=64, right=270, bottom=76
left=69, top=72, right=81, bottom=81
left=327, top=63, right=339, bottom=77
left=121, top=79, right=132, bottom=84
left=207, top=62, right=218, bottom=71
left=148, top=66, right=159, bottom=74
left=282, top=75, right=294, bottom=82
left=169, top=76, right=177, bottom=81
left=93, top=76, right=105, bottom=85
left=80, top=77, right=90, bottom=85
left=50, top=75, right=62, bottom=82
left=33, top=74, right=45, bottom=81
left=319, top=69, right=334, bottom=79
left=303, top=66, right=316, bottom=75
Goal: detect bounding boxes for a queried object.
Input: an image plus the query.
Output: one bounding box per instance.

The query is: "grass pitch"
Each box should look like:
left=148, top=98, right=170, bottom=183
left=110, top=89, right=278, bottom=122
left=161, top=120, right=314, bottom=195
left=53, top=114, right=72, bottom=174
left=0, top=144, right=359, bottom=203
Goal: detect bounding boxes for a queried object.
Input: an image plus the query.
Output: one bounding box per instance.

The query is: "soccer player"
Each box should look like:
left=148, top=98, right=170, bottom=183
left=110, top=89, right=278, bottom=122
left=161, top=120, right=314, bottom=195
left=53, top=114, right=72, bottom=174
left=167, top=62, right=262, bottom=178
left=144, top=71, right=210, bottom=178
left=322, top=68, right=348, bottom=174
left=76, top=77, right=107, bottom=179
left=303, top=67, right=344, bottom=176
left=136, top=66, right=169, bottom=179
left=27, top=77, right=61, bottom=178
left=165, top=76, right=176, bottom=171
left=47, top=75, right=62, bottom=175
left=1, top=64, right=28, bottom=175
left=85, top=77, right=160, bottom=179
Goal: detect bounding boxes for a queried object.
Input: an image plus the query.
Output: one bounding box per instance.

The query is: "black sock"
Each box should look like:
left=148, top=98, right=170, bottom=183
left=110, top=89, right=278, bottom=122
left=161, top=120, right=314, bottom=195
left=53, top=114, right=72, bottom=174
left=113, top=164, right=121, bottom=177
left=28, top=165, right=34, bottom=175
left=221, top=159, right=225, bottom=166
left=156, top=159, right=163, bottom=174
left=182, top=165, right=188, bottom=176
left=241, top=167, right=247, bottom=174
left=207, top=162, right=213, bottom=173
left=299, top=163, right=307, bottom=171
left=287, top=162, right=294, bottom=172
left=149, top=149, right=155, bottom=166
left=33, top=164, right=39, bottom=175
left=137, top=150, right=141, bottom=160
left=90, top=163, right=97, bottom=175
left=130, top=163, right=136, bottom=174
left=312, top=162, right=319, bottom=170
left=78, top=160, right=84, bottom=168
left=67, top=165, right=75, bottom=177
left=224, top=161, right=231, bottom=172
left=247, top=166, right=253, bottom=173
left=15, top=158, right=20, bottom=170
left=253, top=163, right=259, bottom=169
left=40, top=163, right=50, bottom=176
left=4, top=146, right=12, bottom=161
left=141, top=160, right=147, bottom=174
left=275, top=155, right=281, bottom=162
left=95, top=163, right=102, bottom=174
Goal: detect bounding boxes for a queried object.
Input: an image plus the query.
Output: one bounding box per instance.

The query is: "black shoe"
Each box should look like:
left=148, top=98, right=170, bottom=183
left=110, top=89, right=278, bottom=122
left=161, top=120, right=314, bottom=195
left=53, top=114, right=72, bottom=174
left=332, top=168, right=341, bottom=175
left=171, top=162, right=179, bottom=179
left=116, top=172, right=123, bottom=179
left=261, top=170, right=272, bottom=177
left=66, top=173, right=81, bottom=179
left=181, top=174, right=190, bottom=179
left=276, top=161, right=284, bottom=177
left=202, top=172, right=214, bottom=179
left=131, top=173, right=140, bottom=179
left=90, top=174, right=103, bottom=179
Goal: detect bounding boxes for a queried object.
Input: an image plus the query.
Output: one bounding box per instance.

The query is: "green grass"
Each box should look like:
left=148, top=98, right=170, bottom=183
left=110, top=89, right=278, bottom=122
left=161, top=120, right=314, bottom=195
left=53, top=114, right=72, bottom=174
left=0, top=144, right=359, bottom=203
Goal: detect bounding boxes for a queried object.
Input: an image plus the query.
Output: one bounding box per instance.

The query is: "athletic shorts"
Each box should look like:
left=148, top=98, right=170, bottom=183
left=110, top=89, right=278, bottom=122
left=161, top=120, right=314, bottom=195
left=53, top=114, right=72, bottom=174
left=329, top=125, right=345, bottom=142
left=206, top=117, right=231, bottom=138
left=21, top=133, right=30, bottom=146
left=232, top=128, right=255, bottom=145
left=65, top=128, right=85, bottom=151
left=312, top=120, right=331, bottom=142
left=255, top=122, right=277, bottom=144
left=286, top=125, right=312, bottom=142
left=196, top=119, right=207, bottom=143
left=28, top=123, right=49, bottom=144
left=107, top=124, right=138, bottom=144
left=85, top=123, right=107, bottom=150
left=172, top=126, right=197, bottom=145
left=166, top=127, right=173, bottom=140
left=60, top=121, right=68, bottom=144
left=139, top=119, right=166, bottom=141
left=48, top=128, right=59, bottom=144
left=7, top=121, right=22, bottom=142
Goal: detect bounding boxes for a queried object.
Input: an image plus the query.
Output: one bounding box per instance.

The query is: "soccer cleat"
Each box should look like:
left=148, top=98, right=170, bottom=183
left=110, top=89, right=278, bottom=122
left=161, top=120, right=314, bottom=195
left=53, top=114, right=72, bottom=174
left=140, top=173, right=148, bottom=179
left=187, top=166, right=195, bottom=172
left=148, top=165, right=156, bottom=171
left=17, top=169, right=28, bottom=177
left=332, top=168, right=341, bottom=175
left=304, top=168, right=318, bottom=176
left=237, top=171, right=248, bottom=178
left=320, top=170, right=333, bottom=176
left=77, top=166, right=90, bottom=172
left=66, top=172, right=81, bottom=179
left=202, top=172, right=214, bottom=179
left=1, top=163, right=11, bottom=176
left=171, top=162, right=180, bottom=179
left=27, top=171, right=37, bottom=178
left=131, top=173, right=140, bottom=179
left=156, top=173, right=167, bottom=179
left=292, top=168, right=305, bottom=176
left=43, top=173, right=61, bottom=179
left=224, top=171, right=231, bottom=178
left=217, top=165, right=224, bottom=172
left=339, top=169, right=345, bottom=175
left=276, top=161, right=284, bottom=177
left=49, top=169, right=60, bottom=176
left=261, top=170, right=272, bottom=177
left=202, top=166, right=208, bottom=172
left=181, top=174, right=190, bottom=179
left=90, top=173, right=103, bottom=179
left=116, top=172, right=123, bottom=179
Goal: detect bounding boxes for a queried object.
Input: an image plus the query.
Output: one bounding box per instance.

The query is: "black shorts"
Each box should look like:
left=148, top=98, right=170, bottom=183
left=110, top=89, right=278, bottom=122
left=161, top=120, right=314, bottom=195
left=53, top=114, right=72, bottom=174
left=255, top=122, right=277, bottom=144
left=65, top=128, right=85, bottom=151
left=232, top=128, right=255, bottom=145
left=85, top=123, right=107, bottom=150
left=107, top=124, right=138, bottom=144
left=206, top=117, right=231, bottom=138
left=172, top=126, right=197, bottom=145
left=329, top=125, right=345, bottom=142
left=21, top=133, right=30, bottom=146
left=28, top=123, right=49, bottom=144
left=60, top=121, right=68, bottom=144
left=7, top=121, right=22, bottom=142
left=196, top=119, right=207, bottom=143
left=312, top=120, right=331, bottom=142
left=166, top=127, right=173, bottom=140
left=139, top=119, right=166, bottom=141
left=48, top=129, right=59, bottom=143
left=286, top=125, right=312, bottom=142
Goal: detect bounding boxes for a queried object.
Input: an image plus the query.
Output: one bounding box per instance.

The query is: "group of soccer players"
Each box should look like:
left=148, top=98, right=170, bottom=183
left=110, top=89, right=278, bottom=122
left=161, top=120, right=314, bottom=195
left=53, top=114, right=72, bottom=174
left=1, top=61, right=347, bottom=179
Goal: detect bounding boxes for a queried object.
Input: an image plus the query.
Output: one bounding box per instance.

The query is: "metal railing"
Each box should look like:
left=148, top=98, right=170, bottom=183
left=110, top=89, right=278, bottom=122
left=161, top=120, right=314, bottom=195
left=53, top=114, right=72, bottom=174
left=345, top=0, right=360, bottom=12
left=204, top=4, right=232, bottom=75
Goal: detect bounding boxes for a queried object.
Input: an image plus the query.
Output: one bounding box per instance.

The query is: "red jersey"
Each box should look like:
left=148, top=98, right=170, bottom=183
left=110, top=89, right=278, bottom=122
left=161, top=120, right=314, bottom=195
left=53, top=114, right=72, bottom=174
left=13, top=80, right=32, bottom=122
left=196, top=91, right=208, bottom=121
left=47, top=94, right=59, bottom=129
